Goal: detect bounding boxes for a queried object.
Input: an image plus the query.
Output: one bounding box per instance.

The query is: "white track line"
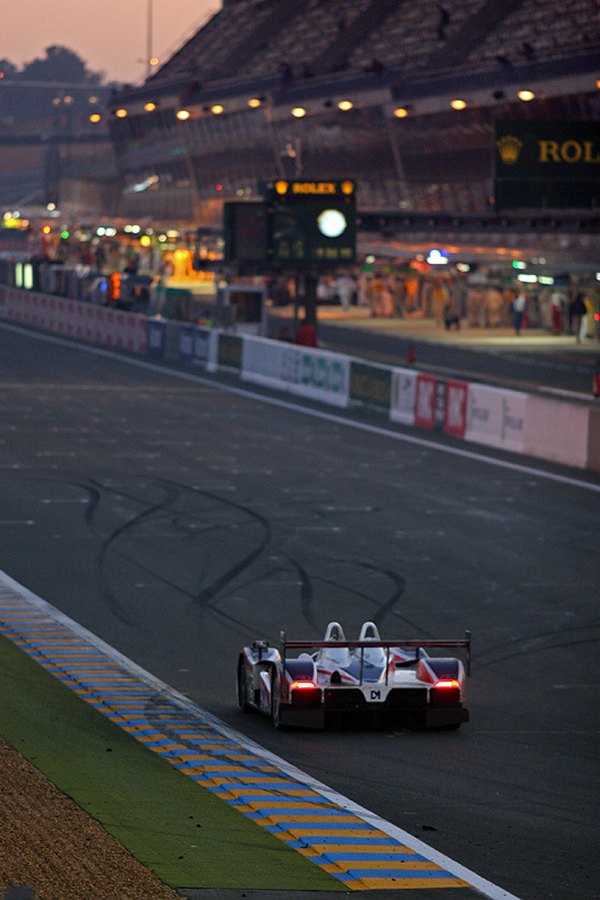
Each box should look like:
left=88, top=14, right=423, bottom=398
left=1, top=569, right=520, bottom=900
left=2, top=321, right=599, bottom=495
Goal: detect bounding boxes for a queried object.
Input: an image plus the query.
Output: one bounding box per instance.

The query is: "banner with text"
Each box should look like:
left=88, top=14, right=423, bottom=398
left=179, top=324, right=218, bottom=372
left=241, top=336, right=349, bottom=407
left=465, top=384, right=526, bottom=453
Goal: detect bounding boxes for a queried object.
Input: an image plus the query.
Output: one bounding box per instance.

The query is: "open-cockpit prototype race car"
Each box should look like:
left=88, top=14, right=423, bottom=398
left=237, top=621, right=470, bottom=730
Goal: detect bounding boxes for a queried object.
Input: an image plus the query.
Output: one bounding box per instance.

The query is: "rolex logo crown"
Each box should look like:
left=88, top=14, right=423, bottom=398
left=496, top=135, right=523, bottom=165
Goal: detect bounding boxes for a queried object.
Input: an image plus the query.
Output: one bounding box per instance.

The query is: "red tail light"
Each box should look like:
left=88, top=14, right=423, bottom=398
left=290, top=679, right=316, bottom=690
left=435, top=679, right=460, bottom=689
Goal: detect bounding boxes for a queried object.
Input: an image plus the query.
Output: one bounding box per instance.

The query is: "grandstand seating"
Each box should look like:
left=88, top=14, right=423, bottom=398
left=248, top=0, right=372, bottom=79
left=347, top=0, right=482, bottom=76
left=468, top=0, right=600, bottom=66
left=148, top=0, right=600, bottom=88
left=150, top=0, right=275, bottom=83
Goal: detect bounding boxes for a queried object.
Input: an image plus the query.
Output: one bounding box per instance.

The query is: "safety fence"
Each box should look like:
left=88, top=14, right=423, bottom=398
left=2, top=285, right=598, bottom=472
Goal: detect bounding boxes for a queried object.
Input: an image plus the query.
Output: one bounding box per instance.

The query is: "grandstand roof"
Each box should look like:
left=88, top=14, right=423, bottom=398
left=140, top=0, right=599, bottom=98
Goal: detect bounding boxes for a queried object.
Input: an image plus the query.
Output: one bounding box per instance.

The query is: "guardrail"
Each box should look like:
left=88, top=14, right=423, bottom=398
left=1, top=284, right=598, bottom=472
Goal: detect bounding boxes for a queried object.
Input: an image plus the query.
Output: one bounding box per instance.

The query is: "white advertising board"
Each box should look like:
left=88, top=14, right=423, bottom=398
left=465, top=384, right=527, bottom=453
left=389, top=368, right=418, bottom=425
left=178, top=324, right=218, bottom=372
left=241, top=336, right=349, bottom=407
left=524, top=395, right=589, bottom=468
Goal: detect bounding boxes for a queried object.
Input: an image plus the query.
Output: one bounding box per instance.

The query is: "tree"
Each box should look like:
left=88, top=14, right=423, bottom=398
left=0, top=59, right=18, bottom=79
left=18, top=46, right=102, bottom=85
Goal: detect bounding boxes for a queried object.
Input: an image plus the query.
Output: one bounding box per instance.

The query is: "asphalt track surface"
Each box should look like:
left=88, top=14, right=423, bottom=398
left=1, top=322, right=599, bottom=899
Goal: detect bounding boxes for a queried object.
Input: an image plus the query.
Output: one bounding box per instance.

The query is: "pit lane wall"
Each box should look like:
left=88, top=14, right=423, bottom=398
left=1, top=285, right=598, bottom=472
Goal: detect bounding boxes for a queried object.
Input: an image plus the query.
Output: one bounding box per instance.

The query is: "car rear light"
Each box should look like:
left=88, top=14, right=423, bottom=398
left=290, top=679, right=316, bottom=690
left=435, top=679, right=460, bottom=688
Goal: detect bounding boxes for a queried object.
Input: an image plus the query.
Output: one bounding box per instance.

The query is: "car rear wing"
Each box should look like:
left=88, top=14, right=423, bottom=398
left=281, top=631, right=471, bottom=676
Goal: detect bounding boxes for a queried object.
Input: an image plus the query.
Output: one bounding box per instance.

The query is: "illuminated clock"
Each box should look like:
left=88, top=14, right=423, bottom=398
left=317, top=208, right=347, bottom=238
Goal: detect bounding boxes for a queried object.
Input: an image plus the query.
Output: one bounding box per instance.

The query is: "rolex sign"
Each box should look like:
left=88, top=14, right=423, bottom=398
left=494, top=121, right=600, bottom=210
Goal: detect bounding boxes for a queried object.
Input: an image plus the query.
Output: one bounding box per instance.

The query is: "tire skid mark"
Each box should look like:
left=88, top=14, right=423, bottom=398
left=91, top=479, right=181, bottom=627
left=474, top=622, right=600, bottom=664
left=473, top=636, right=600, bottom=671
left=352, top=562, right=406, bottom=630
left=284, top=556, right=317, bottom=630
left=157, top=479, right=273, bottom=609
left=71, top=477, right=279, bottom=639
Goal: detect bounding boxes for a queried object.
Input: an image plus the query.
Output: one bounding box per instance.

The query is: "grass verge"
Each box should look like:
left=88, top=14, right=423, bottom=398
left=0, top=635, right=343, bottom=891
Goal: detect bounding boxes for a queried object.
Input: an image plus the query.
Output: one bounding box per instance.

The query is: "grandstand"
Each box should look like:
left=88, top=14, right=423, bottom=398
left=109, top=0, right=599, bottom=261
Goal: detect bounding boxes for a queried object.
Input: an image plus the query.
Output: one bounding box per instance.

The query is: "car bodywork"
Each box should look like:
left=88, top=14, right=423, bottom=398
left=237, top=621, right=470, bottom=730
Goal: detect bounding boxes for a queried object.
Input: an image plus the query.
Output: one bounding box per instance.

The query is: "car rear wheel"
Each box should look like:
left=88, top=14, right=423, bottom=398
left=237, top=663, right=251, bottom=712
left=271, top=671, right=283, bottom=728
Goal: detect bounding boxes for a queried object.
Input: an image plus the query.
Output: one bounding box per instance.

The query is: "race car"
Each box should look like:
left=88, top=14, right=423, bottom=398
left=237, top=621, right=470, bottom=730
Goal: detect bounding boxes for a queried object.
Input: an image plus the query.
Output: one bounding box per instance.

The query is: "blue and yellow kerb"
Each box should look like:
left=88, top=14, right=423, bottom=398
left=0, top=577, right=470, bottom=891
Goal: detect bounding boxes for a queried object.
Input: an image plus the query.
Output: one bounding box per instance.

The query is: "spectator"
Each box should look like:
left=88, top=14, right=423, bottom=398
left=512, top=290, right=527, bottom=335
left=295, top=317, right=318, bottom=347
left=443, top=300, right=460, bottom=330
left=569, top=293, right=587, bottom=343
left=431, top=279, right=449, bottom=325
left=550, top=290, right=564, bottom=334
left=336, top=273, right=356, bottom=311
left=369, top=275, right=385, bottom=317
left=316, top=276, right=332, bottom=303
left=390, top=275, right=405, bottom=318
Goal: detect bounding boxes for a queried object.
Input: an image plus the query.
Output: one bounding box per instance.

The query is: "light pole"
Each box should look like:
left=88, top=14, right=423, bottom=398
left=146, top=0, right=154, bottom=78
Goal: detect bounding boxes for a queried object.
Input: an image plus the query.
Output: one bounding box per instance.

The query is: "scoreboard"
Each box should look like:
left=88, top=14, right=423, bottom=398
left=224, top=179, right=356, bottom=266
left=265, top=179, right=356, bottom=264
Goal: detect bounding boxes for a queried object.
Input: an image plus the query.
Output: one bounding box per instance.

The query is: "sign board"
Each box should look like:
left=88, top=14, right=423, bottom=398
left=265, top=179, right=356, bottom=264
left=224, top=202, right=269, bottom=262
left=494, top=120, right=600, bottom=210
left=224, top=180, right=357, bottom=266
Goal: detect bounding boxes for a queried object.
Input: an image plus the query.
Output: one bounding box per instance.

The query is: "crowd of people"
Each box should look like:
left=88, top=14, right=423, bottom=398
left=270, top=269, right=600, bottom=342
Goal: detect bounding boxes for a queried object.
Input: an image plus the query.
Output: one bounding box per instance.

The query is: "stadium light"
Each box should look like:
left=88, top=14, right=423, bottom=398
left=337, top=100, right=354, bottom=111
left=89, top=113, right=102, bottom=124
left=211, top=104, right=225, bottom=115
left=115, top=108, right=128, bottom=118
left=176, top=108, right=191, bottom=121
left=144, top=101, right=157, bottom=112
left=450, top=98, right=467, bottom=110
left=291, top=107, right=307, bottom=118
left=393, top=107, right=409, bottom=118
left=518, top=89, right=535, bottom=101
left=248, top=97, right=263, bottom=108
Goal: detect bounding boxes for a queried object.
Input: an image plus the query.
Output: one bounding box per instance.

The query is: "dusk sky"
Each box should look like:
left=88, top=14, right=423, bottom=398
left=1, top=1, right=220, bottom=85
